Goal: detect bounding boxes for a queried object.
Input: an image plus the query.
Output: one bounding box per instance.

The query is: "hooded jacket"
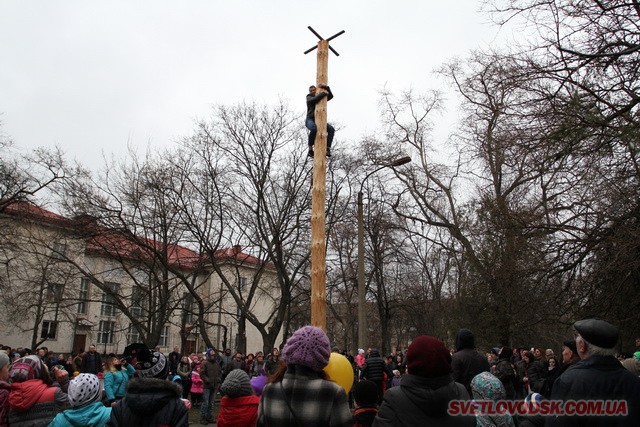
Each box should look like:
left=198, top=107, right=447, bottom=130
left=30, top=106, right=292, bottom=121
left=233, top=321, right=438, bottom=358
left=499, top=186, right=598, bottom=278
left=373, top=373, right=474, bottom=427
left=217, top=395, right=260, bottom=427
left=48, top=401, right=111, bottom=427
left=451, top=329, right=490, bottom=394
left=107, top=377, right=188, bottom=427
left=7, top=379, right=69, bottom=427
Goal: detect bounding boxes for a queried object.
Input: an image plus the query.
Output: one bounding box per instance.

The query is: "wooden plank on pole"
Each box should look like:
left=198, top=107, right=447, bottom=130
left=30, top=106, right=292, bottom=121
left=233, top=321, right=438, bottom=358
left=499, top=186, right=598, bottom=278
left=310, top=39, right=328, bottom=330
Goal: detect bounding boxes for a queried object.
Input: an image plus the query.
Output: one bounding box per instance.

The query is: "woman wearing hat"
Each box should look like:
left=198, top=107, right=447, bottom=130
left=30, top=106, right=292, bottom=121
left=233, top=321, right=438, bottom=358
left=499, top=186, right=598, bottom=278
left=6, top=355, right=70, bottom=426
left=257, top=326, right=352, bottom=426
left=374, top=335, right=473, bottom=426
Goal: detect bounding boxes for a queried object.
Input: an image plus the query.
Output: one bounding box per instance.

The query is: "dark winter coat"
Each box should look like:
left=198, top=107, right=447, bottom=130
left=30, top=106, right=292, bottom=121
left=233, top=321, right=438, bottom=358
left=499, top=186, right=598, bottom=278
left=527, top=360, right=547, bottom=393
left=451, top=330, right=490, bottom=395
left=361, top=352, right=392, bottom=383
left=107, top=377, right=188, bottom=427
left=494, top=359, right=518, bottom=399
left=200, top=359, right=222, bottom=390
left=306, top=87, right=334, bottom=120
left=547, top=355, right=640, bottom=427
left=81, top=352, right=102, bottom=375
left=373, top=373, right=474, bottom=427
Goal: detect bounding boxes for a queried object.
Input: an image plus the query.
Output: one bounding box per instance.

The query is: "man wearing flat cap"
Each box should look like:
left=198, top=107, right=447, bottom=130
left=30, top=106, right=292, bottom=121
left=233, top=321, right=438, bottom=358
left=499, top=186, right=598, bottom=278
left=547, top=319, right=640, bottom=426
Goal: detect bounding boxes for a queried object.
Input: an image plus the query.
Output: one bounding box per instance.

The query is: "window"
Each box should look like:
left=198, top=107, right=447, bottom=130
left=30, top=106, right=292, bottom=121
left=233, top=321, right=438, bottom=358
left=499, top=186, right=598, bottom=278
left=238, top=276, right=247, bottom=290
left=46, top=283, right=64, bottom=302
left=100, top=282, right=119, bottom=317
left=130, top=287, right=147, bottom=317
left=97, top=320, right=115, bottom=344
left=182, top=292, right=195, bottom=324
left=40, top=321, right=58, bottom=339
left=127, top=324, right=140, bottom=344
left=51, top=242, right=67, bottom=259
left=159, top=325, right=170, bottom=347
left=77, top=278, right=90, bottom=314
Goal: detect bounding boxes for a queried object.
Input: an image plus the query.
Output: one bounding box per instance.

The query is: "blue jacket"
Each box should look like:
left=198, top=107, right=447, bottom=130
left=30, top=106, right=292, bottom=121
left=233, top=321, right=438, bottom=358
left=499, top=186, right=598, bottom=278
left=48, top=401, right=111, bottom=427
left=104, top=364, right=135, bottom=401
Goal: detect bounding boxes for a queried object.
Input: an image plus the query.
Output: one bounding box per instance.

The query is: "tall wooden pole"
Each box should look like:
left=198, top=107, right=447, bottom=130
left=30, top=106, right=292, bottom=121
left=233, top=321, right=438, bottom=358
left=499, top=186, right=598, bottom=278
left=305, top=27, right=344, bottom=331
left=310, top=39, right=328, bottom=330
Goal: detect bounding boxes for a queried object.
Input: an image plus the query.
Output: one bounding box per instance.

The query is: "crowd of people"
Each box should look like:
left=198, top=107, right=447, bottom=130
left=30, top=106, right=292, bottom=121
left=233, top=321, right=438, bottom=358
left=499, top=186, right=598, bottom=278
left=0, top=318, right=639, bottom=426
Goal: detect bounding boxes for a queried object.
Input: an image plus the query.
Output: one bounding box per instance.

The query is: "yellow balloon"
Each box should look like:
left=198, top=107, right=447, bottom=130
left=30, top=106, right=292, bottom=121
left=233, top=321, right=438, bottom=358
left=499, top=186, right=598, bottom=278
left=324, top=352, right=354, bottom=394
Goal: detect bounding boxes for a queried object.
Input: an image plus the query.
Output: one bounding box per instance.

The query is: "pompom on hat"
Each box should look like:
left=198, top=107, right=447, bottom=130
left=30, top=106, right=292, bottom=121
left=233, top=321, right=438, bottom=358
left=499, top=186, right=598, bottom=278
left=406, top=335, right=451, bottom=378
left=282, top=325, right=331, bottom=372
left=220, top=369, right=253, bottom=398
left=68, top=373, right=102, bottom=407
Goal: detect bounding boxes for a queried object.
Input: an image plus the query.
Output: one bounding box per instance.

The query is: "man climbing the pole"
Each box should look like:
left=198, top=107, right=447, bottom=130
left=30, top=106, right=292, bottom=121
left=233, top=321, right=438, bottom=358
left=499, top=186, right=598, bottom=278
left=306, top=84, right=335, bottom=158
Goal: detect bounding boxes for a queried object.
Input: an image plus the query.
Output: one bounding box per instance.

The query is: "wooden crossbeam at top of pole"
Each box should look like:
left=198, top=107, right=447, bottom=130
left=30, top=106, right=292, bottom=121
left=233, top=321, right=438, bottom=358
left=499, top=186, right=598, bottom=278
left=303, top=26, right=345, bottom=56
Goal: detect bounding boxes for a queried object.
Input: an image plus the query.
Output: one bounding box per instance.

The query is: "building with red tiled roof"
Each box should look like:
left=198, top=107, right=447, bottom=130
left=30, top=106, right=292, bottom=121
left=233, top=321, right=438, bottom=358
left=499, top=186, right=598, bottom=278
left=0, top=201, right=282, bottom=355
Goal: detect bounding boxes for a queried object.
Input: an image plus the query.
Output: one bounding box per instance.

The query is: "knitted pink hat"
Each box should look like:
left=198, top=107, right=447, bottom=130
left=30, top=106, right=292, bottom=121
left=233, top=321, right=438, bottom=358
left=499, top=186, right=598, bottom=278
left=282, top=326, right=331, bottom=372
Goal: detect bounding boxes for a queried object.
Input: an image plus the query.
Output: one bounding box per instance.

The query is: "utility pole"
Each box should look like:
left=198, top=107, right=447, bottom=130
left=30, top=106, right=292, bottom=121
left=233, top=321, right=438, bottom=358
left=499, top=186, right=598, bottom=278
left=304, top=27, right=344, bottom=330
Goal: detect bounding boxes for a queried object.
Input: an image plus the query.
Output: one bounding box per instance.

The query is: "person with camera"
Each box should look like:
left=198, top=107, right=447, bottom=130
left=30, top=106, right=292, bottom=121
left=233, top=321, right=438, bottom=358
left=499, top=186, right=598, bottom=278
left=103, top=356, right=135, bottom=406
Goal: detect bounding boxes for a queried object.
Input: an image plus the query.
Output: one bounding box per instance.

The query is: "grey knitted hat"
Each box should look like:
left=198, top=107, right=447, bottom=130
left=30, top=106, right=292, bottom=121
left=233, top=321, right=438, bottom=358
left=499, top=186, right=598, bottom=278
left=220, top=369, right=253, bottom=398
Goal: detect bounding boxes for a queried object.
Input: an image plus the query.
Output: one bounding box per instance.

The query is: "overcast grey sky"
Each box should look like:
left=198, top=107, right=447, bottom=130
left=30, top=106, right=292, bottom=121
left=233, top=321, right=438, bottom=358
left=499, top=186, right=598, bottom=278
left=1, top=1, right=515, bottom=168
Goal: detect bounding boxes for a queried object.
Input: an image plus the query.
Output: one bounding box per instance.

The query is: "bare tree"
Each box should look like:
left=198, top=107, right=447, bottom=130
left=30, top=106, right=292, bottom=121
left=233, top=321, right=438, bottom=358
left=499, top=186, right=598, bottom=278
left=175, top=100, right=346, bottom=353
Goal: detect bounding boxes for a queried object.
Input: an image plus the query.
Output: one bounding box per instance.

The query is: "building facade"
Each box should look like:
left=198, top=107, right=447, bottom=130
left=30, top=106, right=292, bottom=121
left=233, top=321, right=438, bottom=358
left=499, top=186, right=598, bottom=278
left=0, top=202, right=282, bottom=356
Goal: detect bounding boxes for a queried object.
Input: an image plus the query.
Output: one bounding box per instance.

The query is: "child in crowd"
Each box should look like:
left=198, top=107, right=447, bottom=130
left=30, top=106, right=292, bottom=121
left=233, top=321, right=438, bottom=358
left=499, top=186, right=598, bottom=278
left=190, top=364, right=204, bottom=407
left=49, top=373, right=111, bottom=427
left=217, top=369, right=260, bottom=427
left=352, top=380, right=379, bottom=427
left=391, top=370, right=402, bottom=388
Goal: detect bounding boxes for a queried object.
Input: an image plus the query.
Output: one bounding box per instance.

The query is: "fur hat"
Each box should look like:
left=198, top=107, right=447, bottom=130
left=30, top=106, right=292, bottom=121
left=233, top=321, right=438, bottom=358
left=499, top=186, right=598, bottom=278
left=9, top=355, right=43, bottom=382
left=136, top=349, right=169, bottom=379
left=68, top=373, right=102, bottom=407
left=406, top=335, right=451, bottom=378
left=220, top=369, right=253, bottom=398
left=282, top=326, right=331, bottom=372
